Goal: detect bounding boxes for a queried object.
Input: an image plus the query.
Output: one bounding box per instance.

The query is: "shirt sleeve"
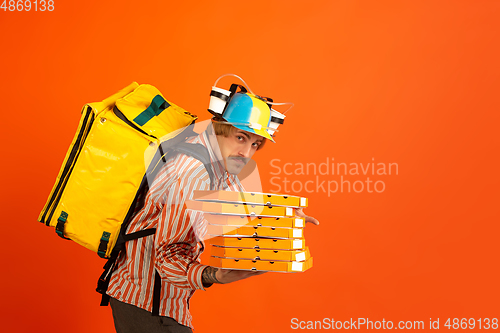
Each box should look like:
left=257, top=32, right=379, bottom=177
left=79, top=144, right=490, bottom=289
left=154, top=157, right=211, bottom=291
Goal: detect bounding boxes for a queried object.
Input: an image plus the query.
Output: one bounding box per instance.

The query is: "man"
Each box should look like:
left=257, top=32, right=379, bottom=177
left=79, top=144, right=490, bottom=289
left=106, top=87, right=318, bottom=333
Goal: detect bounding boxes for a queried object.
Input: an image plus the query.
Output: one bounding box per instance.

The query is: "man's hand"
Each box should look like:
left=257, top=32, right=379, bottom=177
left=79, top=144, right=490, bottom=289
left=295, top=208, right=320, bottom=225
left=202, top=266, right=265, bottom=287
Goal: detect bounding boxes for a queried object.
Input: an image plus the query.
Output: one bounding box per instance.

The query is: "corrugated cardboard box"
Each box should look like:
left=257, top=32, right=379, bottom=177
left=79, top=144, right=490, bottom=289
left=209, top=256, right=313, bottom=272
left=193, top=190, right=308, bottom=208
left=211, top=246, right=310, bottom=262
left=187, top=200, right=295, bottom=217
left=204, top=214, right=305, bottom=228
left=210, top=236, right=306, bottom=250
left=207, top=224, right=304, bottom=239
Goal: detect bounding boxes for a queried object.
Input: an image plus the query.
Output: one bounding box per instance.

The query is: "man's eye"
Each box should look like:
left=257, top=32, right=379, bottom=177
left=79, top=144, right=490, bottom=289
left=236, top=136, right=243, bottom=140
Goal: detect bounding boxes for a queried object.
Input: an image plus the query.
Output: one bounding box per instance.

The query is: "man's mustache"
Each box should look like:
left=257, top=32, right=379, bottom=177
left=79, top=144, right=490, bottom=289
left=227, top=156, right=250, bottom=165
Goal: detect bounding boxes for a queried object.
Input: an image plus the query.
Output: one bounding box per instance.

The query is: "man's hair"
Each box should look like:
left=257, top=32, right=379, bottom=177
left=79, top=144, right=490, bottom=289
left=212, top=121, right=266, bottom=150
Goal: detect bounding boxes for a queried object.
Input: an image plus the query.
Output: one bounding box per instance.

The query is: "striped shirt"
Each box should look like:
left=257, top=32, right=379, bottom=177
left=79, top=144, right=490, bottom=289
left=107, top=129, right=245, bottom=329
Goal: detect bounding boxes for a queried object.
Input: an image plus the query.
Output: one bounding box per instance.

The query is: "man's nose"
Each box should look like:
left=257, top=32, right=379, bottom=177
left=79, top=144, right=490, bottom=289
left=238, top=143, right=253, bottom=157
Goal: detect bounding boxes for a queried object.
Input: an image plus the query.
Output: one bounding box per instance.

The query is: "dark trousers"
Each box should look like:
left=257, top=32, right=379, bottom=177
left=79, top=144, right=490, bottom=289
left=110, top=298, right=193, bottom=333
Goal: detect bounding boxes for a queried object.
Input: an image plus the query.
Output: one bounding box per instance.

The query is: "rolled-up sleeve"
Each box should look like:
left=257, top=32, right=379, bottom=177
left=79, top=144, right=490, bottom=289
left=154, top=159, right=211, bottom=291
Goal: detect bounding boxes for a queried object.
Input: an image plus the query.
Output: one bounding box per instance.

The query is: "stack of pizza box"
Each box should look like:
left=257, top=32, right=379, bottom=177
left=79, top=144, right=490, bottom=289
left=186, top=191, right=313, bottom=273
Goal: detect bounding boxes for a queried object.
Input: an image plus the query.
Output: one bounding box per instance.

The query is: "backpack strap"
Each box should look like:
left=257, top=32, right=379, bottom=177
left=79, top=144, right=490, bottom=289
left=96, top=228, right=157, bottom=306
left=172, top=142, right=215, bottom=190
left=97, top=136, right=216, bottom=314
left=150, top=141, right=215, bottom=315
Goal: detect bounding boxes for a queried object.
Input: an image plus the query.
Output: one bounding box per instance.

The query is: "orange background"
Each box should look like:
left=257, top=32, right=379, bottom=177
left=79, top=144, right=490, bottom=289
left=1, top=1, right=499, bottom=332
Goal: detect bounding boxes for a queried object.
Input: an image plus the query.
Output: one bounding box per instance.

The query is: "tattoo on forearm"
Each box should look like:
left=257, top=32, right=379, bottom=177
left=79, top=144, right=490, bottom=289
left=202, top=267, right=221, bottom=286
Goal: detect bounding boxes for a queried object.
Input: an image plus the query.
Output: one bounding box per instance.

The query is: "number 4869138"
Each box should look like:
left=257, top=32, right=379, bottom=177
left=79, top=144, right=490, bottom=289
left=1, top=0, right=55, bottom=11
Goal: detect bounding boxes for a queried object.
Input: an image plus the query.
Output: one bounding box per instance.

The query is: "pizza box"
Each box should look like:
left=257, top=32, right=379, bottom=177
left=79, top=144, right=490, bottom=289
left=193, top=190, right=308, bottom=208
left=210, top=246, right=311, bottom=262
left=186, top=200, right=295, bottom=217
left=209, top=256, right=313, bottom=272
left=207, top=224, right=304, bottom=239
left=209, top=236, right=306, bottom=250
left=204, top=214, right=305, bottom=228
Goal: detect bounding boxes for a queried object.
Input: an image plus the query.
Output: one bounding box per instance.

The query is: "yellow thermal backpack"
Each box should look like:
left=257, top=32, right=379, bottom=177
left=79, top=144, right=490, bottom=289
left=38, top=82, right=214, bottom=259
